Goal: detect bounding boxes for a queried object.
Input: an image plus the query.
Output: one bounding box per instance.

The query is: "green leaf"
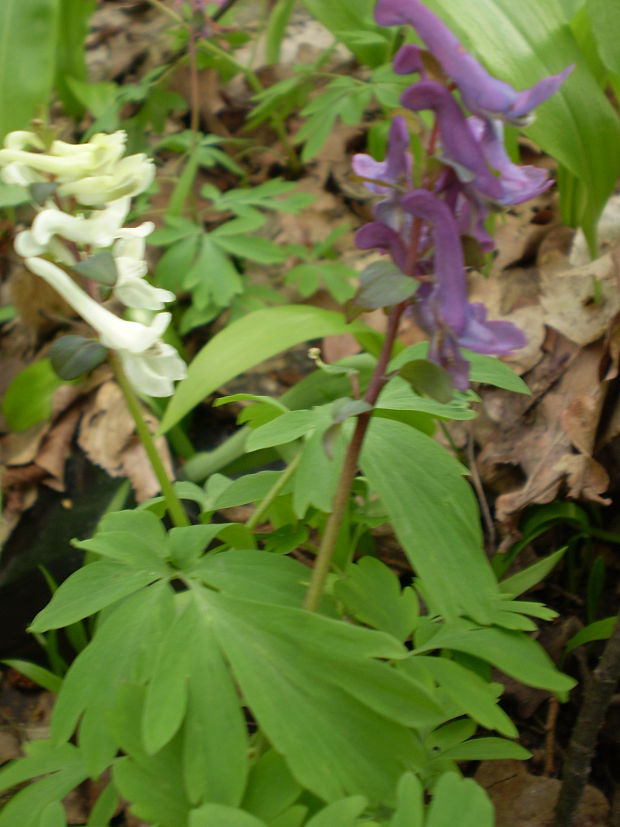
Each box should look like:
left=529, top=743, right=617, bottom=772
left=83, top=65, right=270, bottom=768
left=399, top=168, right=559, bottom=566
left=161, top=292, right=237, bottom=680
left=361, top=418, right=499, bottom=623
left=0, top=0, right=60, bottom=138
left=161, top=306, right=365, bottom=433
left=71, top=250, right=118, bottom=285
left=241, top=750, right=301, bottom=822
left=65, top=77, right=118, bottom=118
left=427, top=0, right=620, bottom=247
left=213, top=233, right=288, bottom=264
left=299, top=0, right=388, bottom=65
left=334, top=557, right=419, bottom=642
left=440, top=737, right=530, bottom=761
left=40, top=801, right=67, bottom=827
left=49, top=335, right=108, bottom=380
left=390, top=343, right=530, bottom=394
left=396, top=361, right=455, bottom=405
left=51, top=584, right=174, bottom=775
left=265, top=0, right=296, bottom=63
left=55, top=0, right=95, bottom=114
left=189, top=805, right=267, bottom=827
left=350, top=261, right=417, bottom=315
left=168, top=524, right=223, bottom=569
left=305, top=796, right=367, bottom=826
left=246, top=409, right=325, bottom=451
left=2, top=359, right=63, bottom=431
left=293, top=424, right=346, bottom=517
left=375, top=376, right=475, bottom=422
left=426, top=773, right=494, bottom=827
left=500, top=547, right=567, bottom=597
left=565, top=615, right=617, bottom=654
left=201, top=590, right=440, bottom=803
left=193, top=550, right=315, bottom=608
left=587, top=0, right=620, bottom=76
left=86, top=784, right=118, bottom=827
left=1, top=659, right=62, bottom=693
left=213, top=470, right=294, bottom=509
left=390, top=773, right=423, bottom=827
left=405, top=656, right=517, bottom=737
left=415, top=619, right=576, bottom=692
left=143, top=597, right=248, bottom=805
left=0, top=741, right=87, bottom=827
left=30, top=560, right=160, bottom=633
left=0, top=182, right=29, bottom=207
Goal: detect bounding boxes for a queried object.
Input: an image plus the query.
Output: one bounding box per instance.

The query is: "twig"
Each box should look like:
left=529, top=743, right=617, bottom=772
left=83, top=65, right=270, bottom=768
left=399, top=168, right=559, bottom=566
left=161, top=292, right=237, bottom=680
left=554, top=610, right=620, bottom=826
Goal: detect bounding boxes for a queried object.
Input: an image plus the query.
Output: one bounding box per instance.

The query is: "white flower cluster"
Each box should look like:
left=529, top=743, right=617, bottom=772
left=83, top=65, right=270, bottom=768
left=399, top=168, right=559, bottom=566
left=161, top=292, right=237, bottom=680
left=0, top=130, right=187, bottom=397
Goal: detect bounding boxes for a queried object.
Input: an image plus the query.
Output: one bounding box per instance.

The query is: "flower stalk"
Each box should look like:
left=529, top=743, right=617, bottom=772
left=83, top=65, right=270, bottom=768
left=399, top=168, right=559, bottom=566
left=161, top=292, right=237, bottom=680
left=109, top=352, right=190, bottom=528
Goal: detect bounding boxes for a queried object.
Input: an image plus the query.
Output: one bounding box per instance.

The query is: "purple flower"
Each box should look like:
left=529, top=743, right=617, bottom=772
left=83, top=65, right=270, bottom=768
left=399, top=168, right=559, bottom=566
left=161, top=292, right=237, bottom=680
left=352, top=115, right=412, bottom=194
left=401, top=190, right=526, bottom=388
left=469, top=118, right=552, bottom=205
left=401, top=80, right=503, bottom=201
left=355, top=221, right=409, bottom=272
left=375, top=0, right=573, bottom=126
left=402, top=81, right=554, bottom=207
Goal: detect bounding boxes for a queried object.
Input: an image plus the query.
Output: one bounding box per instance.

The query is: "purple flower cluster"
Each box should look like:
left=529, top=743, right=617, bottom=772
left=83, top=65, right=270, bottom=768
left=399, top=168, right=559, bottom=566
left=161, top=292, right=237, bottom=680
left=354, top=0, right=573, bottom=389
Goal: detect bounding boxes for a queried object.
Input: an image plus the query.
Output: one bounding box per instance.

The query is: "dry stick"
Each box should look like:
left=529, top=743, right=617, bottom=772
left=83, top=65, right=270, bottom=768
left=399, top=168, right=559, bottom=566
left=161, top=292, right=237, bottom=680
left=554, top=610, right=620, bottom=827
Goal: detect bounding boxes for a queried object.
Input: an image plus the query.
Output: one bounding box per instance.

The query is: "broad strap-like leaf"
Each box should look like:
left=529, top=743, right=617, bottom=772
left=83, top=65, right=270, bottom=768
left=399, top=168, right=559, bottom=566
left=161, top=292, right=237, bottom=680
left=0, top=0, right=59, bottom=138
left=161, top=306, right=366, bottom=433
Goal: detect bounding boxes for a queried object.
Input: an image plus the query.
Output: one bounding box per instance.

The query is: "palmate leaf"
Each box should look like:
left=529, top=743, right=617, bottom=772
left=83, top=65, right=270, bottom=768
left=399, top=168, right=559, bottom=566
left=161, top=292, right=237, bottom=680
left=49, top=584, right=175, bottom=775
left=143, top=597, right=248, bottom=806
left=110, top=685, right=190, bottom=827
left=241, top=750, right=301, bottom=822
left=0, top=741, right=87, bottom=827
left=197, top=589, right=444, bottom=804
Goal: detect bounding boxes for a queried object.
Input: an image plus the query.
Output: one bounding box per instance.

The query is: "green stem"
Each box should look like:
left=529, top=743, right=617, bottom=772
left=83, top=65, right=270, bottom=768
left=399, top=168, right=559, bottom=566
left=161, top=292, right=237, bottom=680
left=147, top=0, right=184, bottom=24
left=109, top=352, right=190, bottom=528
left=247, top=449, right=302, bottom=530
left=303, top=303, right=406, bottom=611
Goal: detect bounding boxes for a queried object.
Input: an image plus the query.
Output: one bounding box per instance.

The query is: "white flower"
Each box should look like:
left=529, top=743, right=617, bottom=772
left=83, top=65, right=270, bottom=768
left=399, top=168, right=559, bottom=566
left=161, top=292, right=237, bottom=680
left=113, top=231, right=175, bottom=311
left=16, top=198, right=132, bottom=255
left=23, top=256, right=186, bottom=396
left=0, top=130, right=127, bottom=182
left=58, top=154, right=155, bottom=206
left=121, top=340, right=188, bottom=397
left=0, top=130, right=153, bottom=206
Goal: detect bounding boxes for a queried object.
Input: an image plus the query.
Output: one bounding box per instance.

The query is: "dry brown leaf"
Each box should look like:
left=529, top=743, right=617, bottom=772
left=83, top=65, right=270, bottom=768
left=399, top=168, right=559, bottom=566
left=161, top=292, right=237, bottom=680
left=540, top=250, right=620, bottom=347
left=78, top=381, right=173, bottom=501
left=35, top=407, right=82, bottom=491
left=475, top=760, right=609, bottom=827
left=478, top=343, right=611, bottom=524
